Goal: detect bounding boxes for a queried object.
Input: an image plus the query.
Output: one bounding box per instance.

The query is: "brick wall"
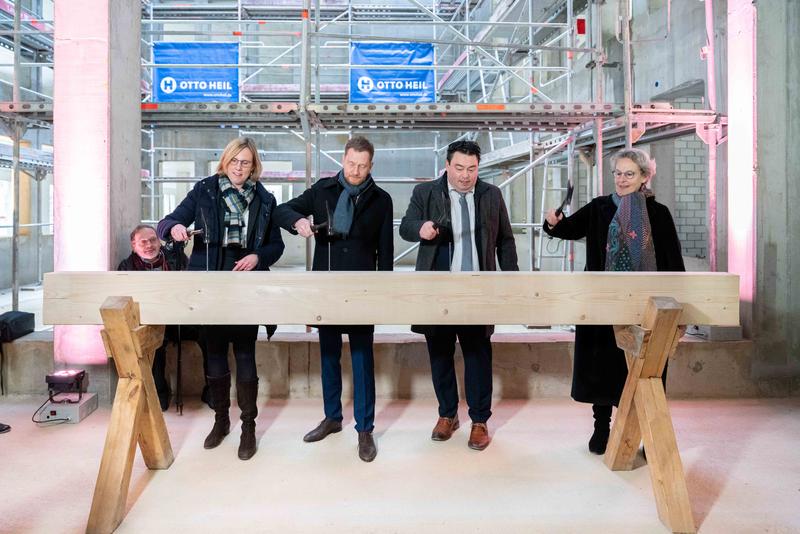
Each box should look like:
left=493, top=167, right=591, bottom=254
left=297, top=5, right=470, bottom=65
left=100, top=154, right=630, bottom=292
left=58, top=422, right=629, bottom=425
left=673, top=97, right=708, bottom=258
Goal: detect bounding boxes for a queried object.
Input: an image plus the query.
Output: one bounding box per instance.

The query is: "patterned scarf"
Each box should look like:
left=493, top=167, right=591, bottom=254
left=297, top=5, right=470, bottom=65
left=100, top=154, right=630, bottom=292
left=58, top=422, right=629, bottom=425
left=219, top=175, right=255, bottom=246
left=131, top=250, right=170, bottom=271
left=605, top=188, right=657, bottom=272
left=332, top=171, right=374, bottom=237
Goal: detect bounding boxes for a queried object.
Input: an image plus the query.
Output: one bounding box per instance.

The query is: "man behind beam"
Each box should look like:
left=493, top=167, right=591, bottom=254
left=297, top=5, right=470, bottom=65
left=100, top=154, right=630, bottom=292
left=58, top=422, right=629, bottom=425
left=400, top=140, right=518, bottom=451
left=273, top=135, right=393, bottom=462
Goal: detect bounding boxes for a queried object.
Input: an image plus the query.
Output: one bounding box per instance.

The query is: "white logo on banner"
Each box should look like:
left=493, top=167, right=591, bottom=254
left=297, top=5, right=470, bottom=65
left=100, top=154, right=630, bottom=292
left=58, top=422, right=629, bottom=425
left=160, top=76, right=177, bottom=94
left=357, top=76, right=374, bottom=93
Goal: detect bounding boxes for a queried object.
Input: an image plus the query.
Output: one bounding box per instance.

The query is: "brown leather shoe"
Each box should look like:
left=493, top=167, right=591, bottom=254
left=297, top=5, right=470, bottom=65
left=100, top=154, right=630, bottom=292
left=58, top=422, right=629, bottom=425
left=431, top=415, right=460, bottom=441
left=468, top=422, right=491, bottom=451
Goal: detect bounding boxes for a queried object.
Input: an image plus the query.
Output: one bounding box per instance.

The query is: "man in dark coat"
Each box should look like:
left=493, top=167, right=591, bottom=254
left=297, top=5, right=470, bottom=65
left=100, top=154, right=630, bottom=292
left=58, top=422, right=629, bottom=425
left=399, top=140, right=518, bottom=451
left=273, top=135, right=393, bottom=462
left=117, top=224, right=188, bottom=411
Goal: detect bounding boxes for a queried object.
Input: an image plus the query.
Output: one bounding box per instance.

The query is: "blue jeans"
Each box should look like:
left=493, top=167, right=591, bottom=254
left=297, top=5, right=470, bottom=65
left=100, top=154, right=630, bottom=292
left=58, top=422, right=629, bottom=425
left=317, top=326, right=375, bottom=433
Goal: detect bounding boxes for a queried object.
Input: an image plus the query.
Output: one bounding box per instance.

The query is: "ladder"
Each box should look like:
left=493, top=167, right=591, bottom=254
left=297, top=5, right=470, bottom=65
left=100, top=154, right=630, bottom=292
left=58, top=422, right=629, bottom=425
left=536, top=157, right=574, bottom=271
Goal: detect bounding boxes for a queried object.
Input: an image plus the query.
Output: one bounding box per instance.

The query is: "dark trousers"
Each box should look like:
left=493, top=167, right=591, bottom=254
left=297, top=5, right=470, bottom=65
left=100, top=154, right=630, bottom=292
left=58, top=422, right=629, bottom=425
left=152, top=341, right=169, bottom=395
left=318, top=326, right=375, bottom=433
left=425, top=325, right=493, bottom=423
left=151, top=325, right=181, bottom=396
left=205, top=325, right=259, bottom=382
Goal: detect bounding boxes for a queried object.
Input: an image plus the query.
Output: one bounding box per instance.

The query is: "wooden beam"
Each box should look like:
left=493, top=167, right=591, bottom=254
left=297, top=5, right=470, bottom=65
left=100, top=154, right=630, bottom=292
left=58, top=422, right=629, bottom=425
left=604, top=353, right=645, bottom=471
left=43, top=271, right=740, bottom=326
left=639, top=297, right=683, bottom=379
left=636, top=378, right=695, bottom=533
left=86, top=377, right=144, bottom=534
left=614, top=325, right=650, bottom=355
left=133, top=325, right=166, bottom=365
left=136, top=339, right=174, bottom=470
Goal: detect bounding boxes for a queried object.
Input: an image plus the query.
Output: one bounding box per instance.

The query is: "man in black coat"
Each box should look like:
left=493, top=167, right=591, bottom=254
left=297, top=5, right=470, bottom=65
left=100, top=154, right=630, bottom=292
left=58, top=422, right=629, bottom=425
left=117, top=224, right=188, bottom=411
left=400, top=140, right=518, bottom=451
left=273, top=135, right=393, bottom=462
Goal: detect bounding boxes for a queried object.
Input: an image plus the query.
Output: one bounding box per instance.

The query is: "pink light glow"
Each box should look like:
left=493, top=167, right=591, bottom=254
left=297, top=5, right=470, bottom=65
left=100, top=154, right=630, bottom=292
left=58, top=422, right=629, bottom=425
left=54, top=325, right=106, bottom=365
left=53, top=1, right=112, bottom=365
left=727, top=0, right=756, bottom=317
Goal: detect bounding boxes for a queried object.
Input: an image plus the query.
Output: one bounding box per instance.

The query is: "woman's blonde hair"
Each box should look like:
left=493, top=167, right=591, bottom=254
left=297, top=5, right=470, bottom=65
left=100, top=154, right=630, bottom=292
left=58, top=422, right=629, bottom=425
left=215, top=137, right=263, bottom=182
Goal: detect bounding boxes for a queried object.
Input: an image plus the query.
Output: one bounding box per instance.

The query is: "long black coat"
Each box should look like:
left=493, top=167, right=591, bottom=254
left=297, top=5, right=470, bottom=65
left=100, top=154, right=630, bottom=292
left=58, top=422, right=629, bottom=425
left=543, top=194, right=685, bottom=405
left=400, top=174, right=519, bottom=336
left=273, top=175, right=394, bottom=272
left=156, top=175, right=285, bottom=272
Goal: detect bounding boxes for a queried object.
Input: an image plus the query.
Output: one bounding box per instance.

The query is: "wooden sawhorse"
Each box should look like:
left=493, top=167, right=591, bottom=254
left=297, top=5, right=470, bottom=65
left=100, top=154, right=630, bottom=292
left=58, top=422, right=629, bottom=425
left=87, top=297, right=173, bottom=534
left=607, top=297, right=694, bottom=533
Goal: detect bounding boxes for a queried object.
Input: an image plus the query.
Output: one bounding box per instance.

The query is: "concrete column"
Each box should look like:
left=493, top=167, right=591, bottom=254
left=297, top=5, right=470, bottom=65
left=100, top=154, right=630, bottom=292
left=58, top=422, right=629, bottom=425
left=726, top=0, right=756, bottom=337
left=753, top=2, right=800, bottom=386
left=53, top=1, right=141, bottom=366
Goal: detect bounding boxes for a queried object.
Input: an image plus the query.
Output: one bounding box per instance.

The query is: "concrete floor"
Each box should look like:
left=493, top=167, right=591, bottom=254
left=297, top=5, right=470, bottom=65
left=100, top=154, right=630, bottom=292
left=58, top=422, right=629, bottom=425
left=0, top=397, right=798, bottom=533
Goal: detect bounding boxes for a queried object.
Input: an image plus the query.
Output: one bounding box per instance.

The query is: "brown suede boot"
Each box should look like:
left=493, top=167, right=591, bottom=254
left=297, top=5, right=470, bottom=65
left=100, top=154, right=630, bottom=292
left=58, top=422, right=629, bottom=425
left=203, top=373, right=231, bottom=449
left=237, top=379, right=258, bottom=460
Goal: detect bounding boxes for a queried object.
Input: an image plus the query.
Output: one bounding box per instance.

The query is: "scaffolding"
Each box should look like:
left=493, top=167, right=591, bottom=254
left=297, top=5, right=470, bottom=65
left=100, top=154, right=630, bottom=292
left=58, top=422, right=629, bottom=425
left=0, top=0, right=54, bottom=310
left=1, top=0, right=727, bottom=309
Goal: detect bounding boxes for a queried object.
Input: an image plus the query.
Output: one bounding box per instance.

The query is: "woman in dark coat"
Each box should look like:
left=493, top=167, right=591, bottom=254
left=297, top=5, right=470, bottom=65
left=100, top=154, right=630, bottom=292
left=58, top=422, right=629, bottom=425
left=543, top=147, right=685, bottom=454
left=157, top=137, right=284, bottom=460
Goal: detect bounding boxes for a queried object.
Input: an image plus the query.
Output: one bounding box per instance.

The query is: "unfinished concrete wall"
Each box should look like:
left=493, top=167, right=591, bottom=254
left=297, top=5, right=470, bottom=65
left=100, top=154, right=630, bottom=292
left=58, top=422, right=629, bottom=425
left=754, top=2, right=800, bottom=388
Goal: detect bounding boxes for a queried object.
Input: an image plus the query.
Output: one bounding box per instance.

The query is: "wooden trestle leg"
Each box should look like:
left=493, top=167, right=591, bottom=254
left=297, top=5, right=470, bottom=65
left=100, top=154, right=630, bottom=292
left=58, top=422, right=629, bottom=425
left=86, top=297, right=173, bottom=534
left=604, top=297, right=695, bottom=534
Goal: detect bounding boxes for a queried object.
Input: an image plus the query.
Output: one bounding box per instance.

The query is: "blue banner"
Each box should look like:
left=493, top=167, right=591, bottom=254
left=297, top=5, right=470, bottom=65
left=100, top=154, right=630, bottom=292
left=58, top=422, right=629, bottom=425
left=350, top=42, right=435, bottom=103
left=154, top=42, right=239, bottom=102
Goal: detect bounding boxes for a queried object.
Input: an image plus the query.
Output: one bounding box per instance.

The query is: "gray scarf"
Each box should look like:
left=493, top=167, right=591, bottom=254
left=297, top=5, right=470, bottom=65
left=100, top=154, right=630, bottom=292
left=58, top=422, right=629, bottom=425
left=332, top=171, right=374, bottom=237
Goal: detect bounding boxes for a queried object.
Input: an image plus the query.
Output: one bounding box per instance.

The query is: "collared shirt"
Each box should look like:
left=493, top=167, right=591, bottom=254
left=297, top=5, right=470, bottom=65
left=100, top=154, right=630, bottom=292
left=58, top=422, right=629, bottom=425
left=448, top=185, right=479, bottom=272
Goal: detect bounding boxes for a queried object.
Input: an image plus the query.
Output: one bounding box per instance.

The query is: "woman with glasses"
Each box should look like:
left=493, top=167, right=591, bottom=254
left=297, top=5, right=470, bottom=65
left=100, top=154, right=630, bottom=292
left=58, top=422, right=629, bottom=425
left=543, top=147, right=684, bottom=455
left=157, top=137, right=284, bottom=460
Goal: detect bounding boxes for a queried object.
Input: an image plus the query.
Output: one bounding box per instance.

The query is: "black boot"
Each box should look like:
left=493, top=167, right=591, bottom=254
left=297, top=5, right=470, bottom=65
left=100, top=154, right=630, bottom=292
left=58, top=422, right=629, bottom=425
left=203, top=374, right=231, bottom=449
left=237, top=379, right=259, bottom=460
left=201, top=383, right=213, bottom=409
left=589, top=404, right=612, bottom=454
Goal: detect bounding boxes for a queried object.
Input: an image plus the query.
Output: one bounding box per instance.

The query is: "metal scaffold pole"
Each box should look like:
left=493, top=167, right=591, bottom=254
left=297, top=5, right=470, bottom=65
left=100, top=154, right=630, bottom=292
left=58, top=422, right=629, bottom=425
left=704, top=0, right=719, bottom=272
left=300, top=0, right=313, bottom=270
left=11, top=0, right=23, bottom=311
left=621, top=0, right=633, bottom=149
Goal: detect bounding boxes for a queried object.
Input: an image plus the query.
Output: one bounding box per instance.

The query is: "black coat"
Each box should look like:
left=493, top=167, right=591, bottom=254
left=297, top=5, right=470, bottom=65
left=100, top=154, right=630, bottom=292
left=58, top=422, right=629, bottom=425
left=156, top=175, right=285, bottom=272
left=116, top=246, right=188, bottom=272
left=400, top=174, right=519, bottom=336
left=273, top=175, right=394, bottom=272
left=543, top=194, right=685, bottom=405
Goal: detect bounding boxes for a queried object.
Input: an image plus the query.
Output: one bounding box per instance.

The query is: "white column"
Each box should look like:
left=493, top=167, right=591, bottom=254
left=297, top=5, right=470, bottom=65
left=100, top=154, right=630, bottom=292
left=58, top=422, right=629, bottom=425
left=726, top=0, right=756, bottom=336
left=53, top=0, right=141, bottom=364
